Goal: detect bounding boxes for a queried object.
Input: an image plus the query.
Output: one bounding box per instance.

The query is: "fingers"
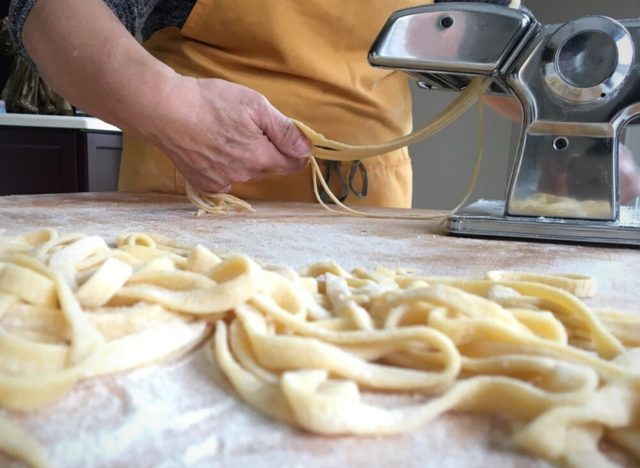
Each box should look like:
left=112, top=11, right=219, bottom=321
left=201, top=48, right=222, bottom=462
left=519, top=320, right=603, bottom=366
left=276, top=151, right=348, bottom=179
left=179, top=140, right=306, bottom=194
left=173, top=160, right=231, bottom=194
left=619, top=144, right=640, bottom=204
left=254, top=97, right=312, bottom=159
left=482, top=95, right=522, bottom=123
left=273, top=157, right=309, bottom=175
left=251, top=135, right=310, bottom=174
left=161, top=78, right=312, bottom=194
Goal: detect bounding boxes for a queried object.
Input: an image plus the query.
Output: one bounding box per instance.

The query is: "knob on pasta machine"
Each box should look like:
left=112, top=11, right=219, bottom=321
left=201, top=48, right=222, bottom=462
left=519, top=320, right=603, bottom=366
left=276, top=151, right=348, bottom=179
left=541, top=16, right=634, bottom=103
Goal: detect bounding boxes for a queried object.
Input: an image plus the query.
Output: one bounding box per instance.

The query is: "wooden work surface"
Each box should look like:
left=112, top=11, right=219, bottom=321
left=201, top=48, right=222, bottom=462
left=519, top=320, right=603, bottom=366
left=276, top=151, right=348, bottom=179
left=1, top=192, right=639, bottom=468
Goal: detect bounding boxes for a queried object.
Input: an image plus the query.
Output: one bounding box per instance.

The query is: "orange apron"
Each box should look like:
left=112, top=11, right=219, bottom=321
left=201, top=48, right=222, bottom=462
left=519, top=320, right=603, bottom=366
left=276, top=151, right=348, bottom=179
left=119, top=0, right=431, bottom=208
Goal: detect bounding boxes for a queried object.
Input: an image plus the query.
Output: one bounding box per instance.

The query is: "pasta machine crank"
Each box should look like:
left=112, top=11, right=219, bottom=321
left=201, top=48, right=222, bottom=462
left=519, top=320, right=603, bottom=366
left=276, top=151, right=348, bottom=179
left=369, top=3, right=640, bottom=246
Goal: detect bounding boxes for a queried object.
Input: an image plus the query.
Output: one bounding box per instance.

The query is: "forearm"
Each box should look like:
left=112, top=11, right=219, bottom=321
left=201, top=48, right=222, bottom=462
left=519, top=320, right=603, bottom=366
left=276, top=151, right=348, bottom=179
left=483, top=94, right=523, bottom=122
left=21, top=0, right=177, bottom=141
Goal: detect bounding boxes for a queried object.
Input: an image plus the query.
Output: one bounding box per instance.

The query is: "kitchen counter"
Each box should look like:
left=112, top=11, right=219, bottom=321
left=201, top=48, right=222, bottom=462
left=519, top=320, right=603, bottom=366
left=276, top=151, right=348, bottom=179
left=0, top=115, right=122, bottom=195
left=1, top=192, right=638, bottom=467
left=0, top=113, right=120, bottom=133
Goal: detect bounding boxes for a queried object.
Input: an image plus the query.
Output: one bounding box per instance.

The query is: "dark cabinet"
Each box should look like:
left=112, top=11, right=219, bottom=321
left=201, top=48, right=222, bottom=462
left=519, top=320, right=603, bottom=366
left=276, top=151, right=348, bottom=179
left=0, top=127, right=78, bottom=194
left=0, top=125, right=122, bottom=195
left=79, top=132, right=123, bottom=192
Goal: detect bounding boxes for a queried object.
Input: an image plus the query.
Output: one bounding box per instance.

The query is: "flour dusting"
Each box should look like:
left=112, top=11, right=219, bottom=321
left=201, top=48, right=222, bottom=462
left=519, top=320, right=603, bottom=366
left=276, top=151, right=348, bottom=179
left=1, top=193, right=637, bottom=467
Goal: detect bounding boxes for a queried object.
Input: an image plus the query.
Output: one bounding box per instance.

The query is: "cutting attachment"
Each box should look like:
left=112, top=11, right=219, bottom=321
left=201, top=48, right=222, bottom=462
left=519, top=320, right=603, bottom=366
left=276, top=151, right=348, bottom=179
left=369, top=3, right=640, bottom=246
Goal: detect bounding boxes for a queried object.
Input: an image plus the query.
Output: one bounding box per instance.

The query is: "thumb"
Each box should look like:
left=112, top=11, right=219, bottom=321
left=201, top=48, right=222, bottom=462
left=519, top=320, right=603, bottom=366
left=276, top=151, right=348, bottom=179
left=257, top=100, right=313, bottom=158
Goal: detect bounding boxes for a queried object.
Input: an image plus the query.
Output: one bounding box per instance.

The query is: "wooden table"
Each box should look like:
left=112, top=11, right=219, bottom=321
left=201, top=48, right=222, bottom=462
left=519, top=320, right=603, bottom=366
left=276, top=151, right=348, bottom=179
left=1, top=192, right=638, bottom=467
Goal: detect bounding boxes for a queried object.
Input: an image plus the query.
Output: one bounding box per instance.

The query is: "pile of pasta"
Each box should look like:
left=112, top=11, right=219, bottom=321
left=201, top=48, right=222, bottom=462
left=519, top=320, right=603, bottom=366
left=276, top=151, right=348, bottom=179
left=1, top=229, right=639, bottom=468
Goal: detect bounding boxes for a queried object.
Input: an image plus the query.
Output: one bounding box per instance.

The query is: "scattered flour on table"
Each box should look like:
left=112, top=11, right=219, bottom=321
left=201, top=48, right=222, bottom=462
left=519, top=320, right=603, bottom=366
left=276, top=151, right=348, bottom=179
left=1, top=346, right=551, bottom=468
left=0, top=195, right=634, bottom=466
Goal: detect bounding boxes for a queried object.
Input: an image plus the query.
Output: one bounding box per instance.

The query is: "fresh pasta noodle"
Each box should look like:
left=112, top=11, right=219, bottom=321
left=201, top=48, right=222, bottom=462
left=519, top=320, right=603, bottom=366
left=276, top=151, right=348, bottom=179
left=0, top=417, right=46, bottom=468
left=294, top=78, right=491, bottom=162
left=185, top=181, right=254, bottom=216
left=0, top=230, right=214, bottom=466
left=0, top=230, right=639, bottom=468
left=186, top=77, right=492, bottom=219
left=485, top=271, right=597, bottom=298
left=306, top=91, right=487, bottom=220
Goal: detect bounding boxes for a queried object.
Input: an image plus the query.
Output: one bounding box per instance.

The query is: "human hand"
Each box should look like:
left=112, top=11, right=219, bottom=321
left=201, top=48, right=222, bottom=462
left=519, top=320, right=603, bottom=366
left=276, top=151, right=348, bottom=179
left=150, top=76, right=312, bottom=193
left=619, top=143, right=640, bottom=204
left=482, top=94, right=523, bottom=123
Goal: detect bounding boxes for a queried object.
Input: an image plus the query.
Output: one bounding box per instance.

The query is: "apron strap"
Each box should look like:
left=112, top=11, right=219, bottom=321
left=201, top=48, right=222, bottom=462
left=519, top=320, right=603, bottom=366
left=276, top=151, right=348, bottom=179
left=348, top=160, right=369, bottom=198
left=319, top=160, right=369, bottom=203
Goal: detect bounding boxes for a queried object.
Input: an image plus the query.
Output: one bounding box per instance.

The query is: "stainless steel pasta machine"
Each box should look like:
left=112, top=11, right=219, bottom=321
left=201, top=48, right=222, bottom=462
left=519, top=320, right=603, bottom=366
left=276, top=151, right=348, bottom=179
left=369, top=3, right=640, bottom=246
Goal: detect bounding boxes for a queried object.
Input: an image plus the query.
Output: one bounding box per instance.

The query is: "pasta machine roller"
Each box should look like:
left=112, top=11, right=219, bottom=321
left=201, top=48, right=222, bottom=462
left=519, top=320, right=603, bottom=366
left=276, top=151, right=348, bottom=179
left=369, top=3, right=640, bottom=246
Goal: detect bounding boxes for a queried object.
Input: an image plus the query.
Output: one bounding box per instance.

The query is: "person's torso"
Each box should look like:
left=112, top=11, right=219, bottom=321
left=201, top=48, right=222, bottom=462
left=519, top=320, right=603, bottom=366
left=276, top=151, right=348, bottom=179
left=121, top=0, right=429, bottom=207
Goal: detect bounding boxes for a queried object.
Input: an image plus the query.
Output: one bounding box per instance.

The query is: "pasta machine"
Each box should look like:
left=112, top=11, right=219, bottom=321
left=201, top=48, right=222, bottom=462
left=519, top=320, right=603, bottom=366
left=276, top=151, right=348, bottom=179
left=369, top=3, right=640, bottom=245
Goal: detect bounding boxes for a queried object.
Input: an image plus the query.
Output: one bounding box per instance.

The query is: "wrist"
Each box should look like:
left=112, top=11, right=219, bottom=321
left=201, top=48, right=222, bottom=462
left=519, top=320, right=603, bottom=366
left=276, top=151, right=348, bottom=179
left=118, top=61, right=184, bottom=144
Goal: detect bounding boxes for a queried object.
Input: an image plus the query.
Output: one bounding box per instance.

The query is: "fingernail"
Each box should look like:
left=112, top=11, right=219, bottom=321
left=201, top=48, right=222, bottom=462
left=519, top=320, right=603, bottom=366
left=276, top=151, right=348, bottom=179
left=292, top=136, right=312, bottom=157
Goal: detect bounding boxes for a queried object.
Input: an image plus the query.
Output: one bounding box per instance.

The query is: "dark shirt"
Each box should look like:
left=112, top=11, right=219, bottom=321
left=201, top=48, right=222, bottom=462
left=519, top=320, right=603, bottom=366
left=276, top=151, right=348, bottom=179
left=8, top=0, right=195, bottom=66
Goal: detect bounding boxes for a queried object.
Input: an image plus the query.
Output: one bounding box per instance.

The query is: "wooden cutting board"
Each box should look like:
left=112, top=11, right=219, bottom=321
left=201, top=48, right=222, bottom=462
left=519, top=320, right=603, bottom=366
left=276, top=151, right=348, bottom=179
left=1, top=192, right=638, bottom=467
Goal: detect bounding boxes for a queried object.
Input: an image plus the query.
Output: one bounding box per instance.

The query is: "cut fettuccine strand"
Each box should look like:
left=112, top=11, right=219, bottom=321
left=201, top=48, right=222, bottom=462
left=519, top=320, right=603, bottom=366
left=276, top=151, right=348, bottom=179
left=186, top=77, right=492, bottom=219
left=185, top=181, right=254, bottom=216
left=293, top=78, right=491, bottom=161
left=309, top=98, right=486, bottom=221
left=1, top=229, right=639, bottom=468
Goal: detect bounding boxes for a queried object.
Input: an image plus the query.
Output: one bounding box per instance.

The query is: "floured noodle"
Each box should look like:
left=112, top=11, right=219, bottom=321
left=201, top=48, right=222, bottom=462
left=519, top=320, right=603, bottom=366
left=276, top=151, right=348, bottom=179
left=185, top=181, right=254, bottom=216
left=0, top=418, right=46, bottom=468
left=485, top=271, right=597, bottom=298
left=0, top=230, right=214, bottom=466
left=308, top=98, right=486, bottom=220
left=293, top=78, right=491, bottom=162
left=187, top=77, right=491, bottom=218
left=0, top=230, right=639, bottom=467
